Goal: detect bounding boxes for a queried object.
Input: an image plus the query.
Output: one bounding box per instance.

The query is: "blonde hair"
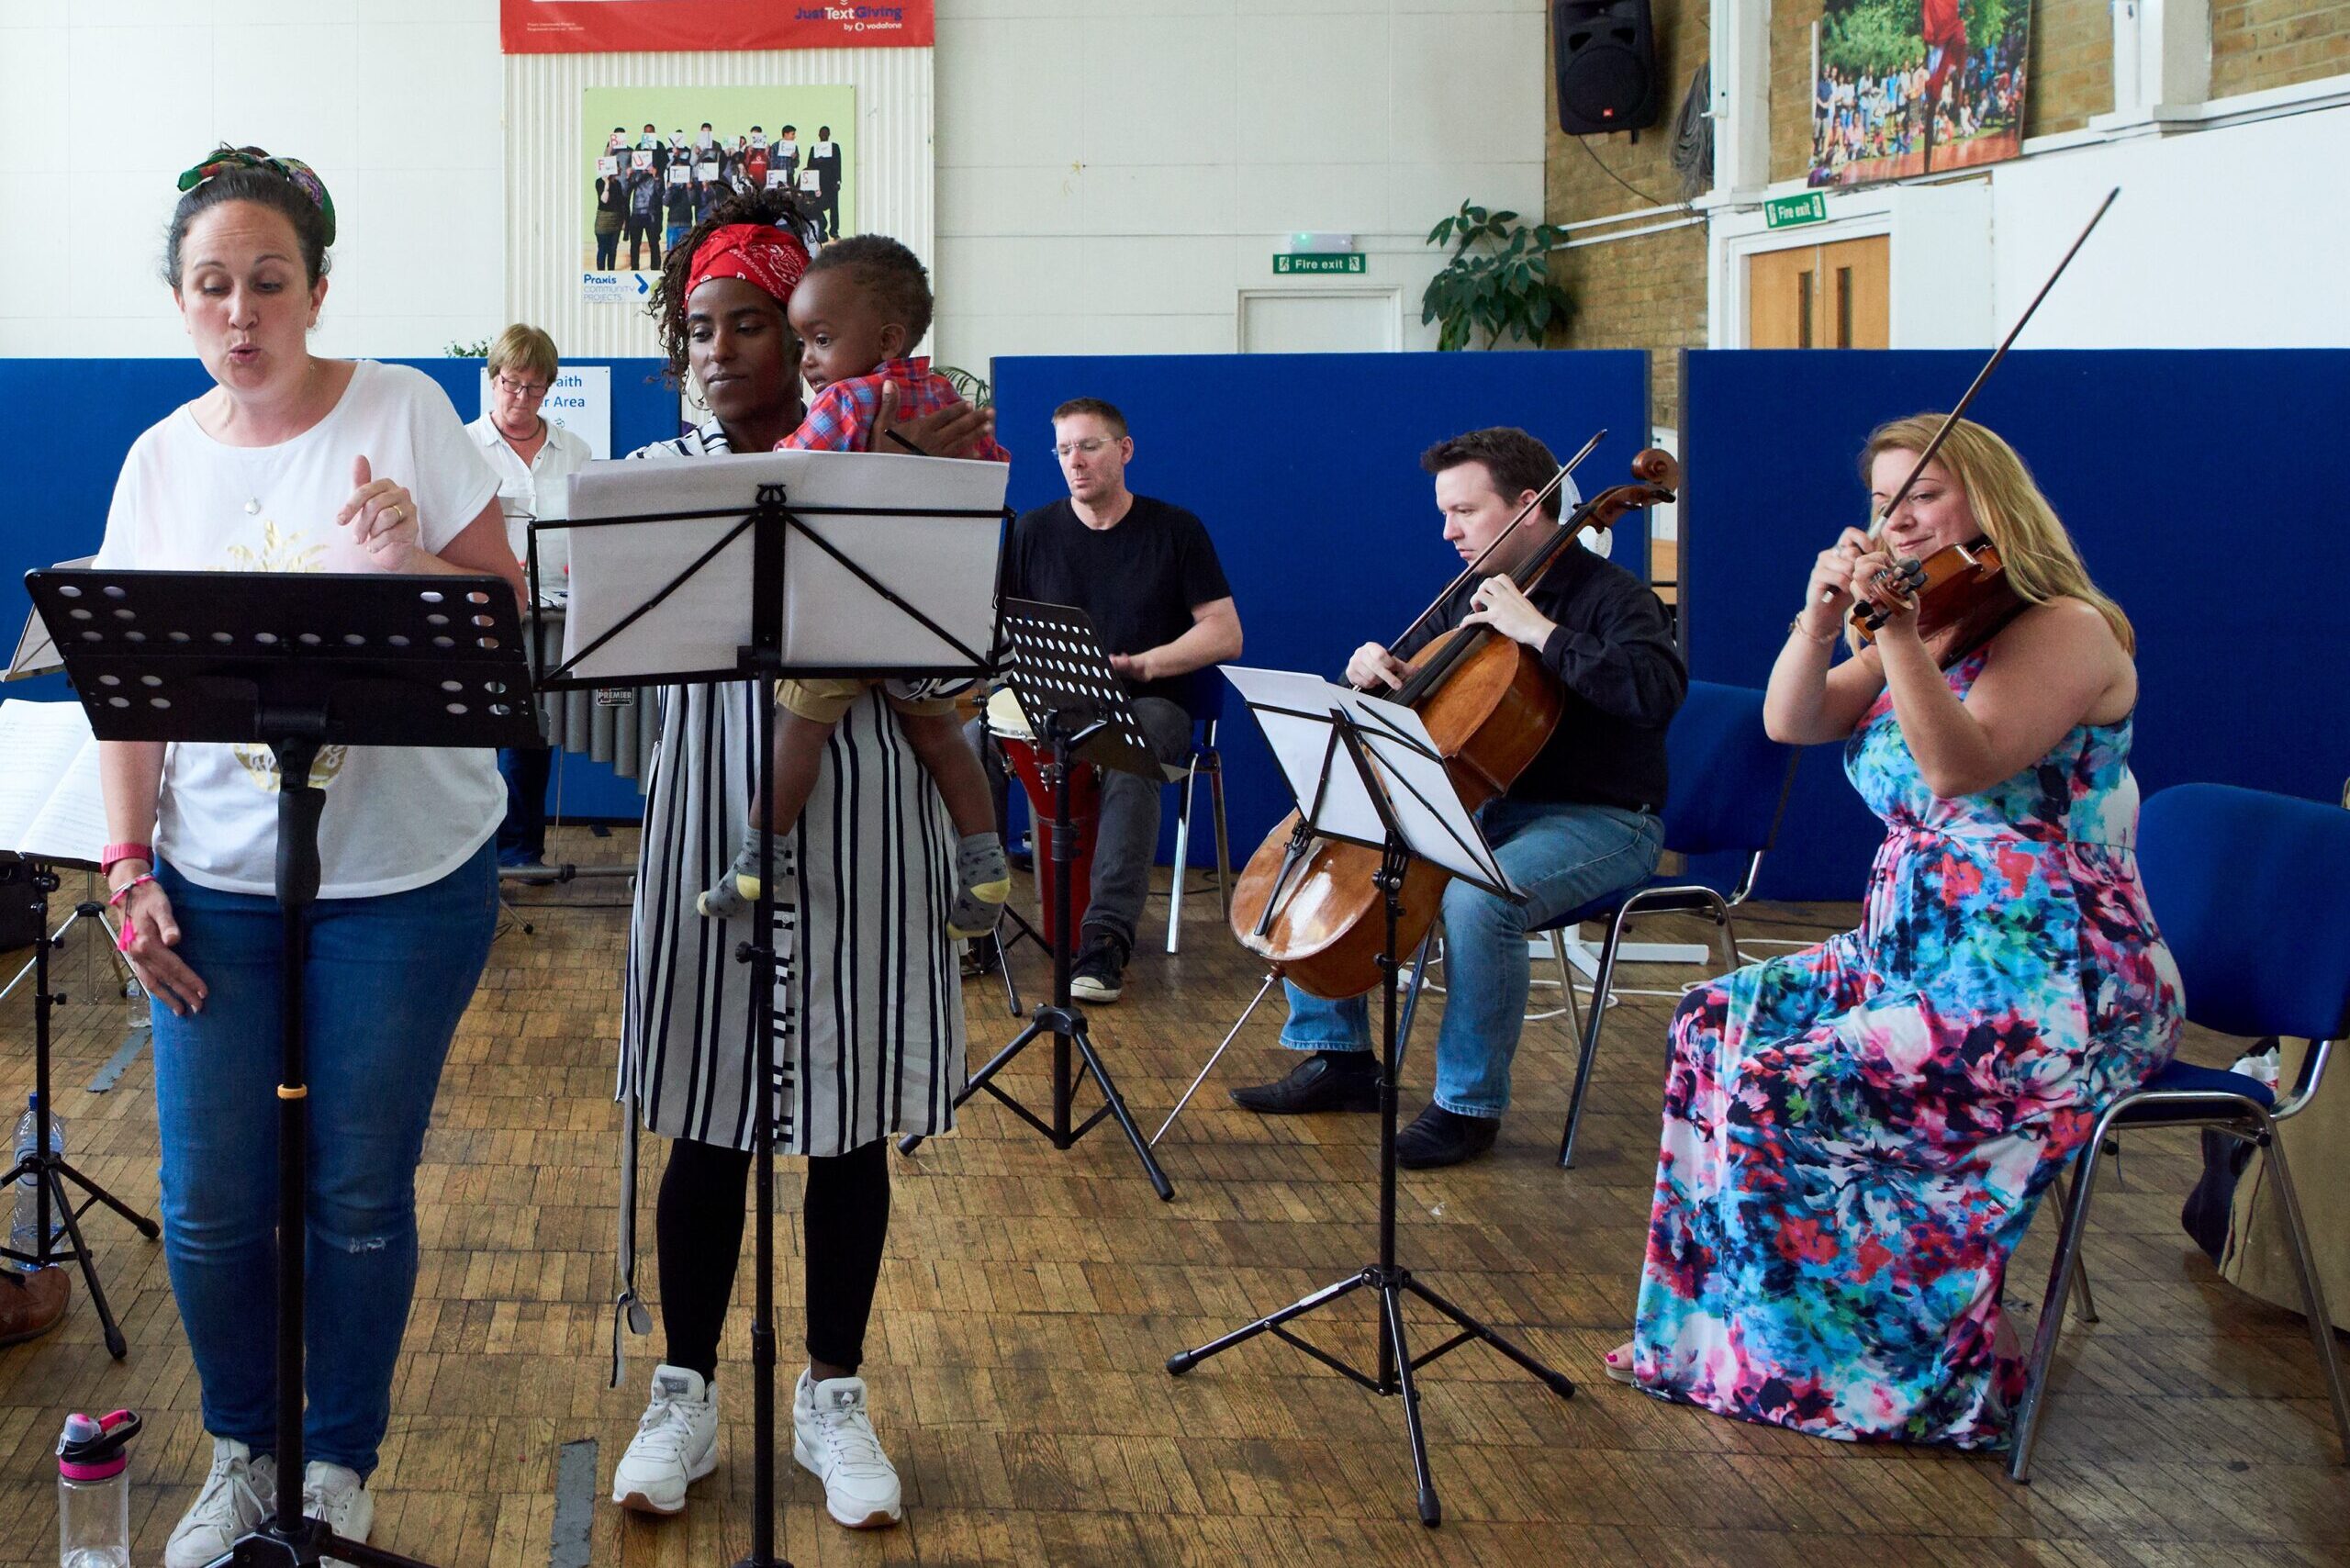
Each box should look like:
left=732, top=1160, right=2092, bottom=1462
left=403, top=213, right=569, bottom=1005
left=486, top=323, right=559, bottom=384
left=1859, top=414, right=2134, bottom=655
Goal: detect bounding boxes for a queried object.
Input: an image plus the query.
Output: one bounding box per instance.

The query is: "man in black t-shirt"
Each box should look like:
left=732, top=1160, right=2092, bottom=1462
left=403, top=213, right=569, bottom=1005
left=1230, top=428, right=1686, bottom=1169
left=970, top=397, right=1244, bottom=1002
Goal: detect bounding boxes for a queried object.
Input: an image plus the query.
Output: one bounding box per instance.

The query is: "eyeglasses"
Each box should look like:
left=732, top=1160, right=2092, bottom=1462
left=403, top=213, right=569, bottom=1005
left=1051, top=437, right=1120, bottom=460
left=494, top=375, right=550, bottom=399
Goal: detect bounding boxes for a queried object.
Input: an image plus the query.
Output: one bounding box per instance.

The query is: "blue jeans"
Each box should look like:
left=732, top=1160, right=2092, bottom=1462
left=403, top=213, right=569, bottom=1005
left=1279, top=799, right=1662, bottom=1118
left=151, top=843, right=497, bottom=1475
left=496, top=744, right=551, bottom=865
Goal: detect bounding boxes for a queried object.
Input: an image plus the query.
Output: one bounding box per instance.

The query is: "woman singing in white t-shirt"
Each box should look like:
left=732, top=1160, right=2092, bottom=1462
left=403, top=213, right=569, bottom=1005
left=93, top=147, right=526, bottom=1568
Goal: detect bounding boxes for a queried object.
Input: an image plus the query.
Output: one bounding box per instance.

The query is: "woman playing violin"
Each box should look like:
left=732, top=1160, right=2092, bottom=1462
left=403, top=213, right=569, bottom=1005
left=1608, top=414, right=2182, bottom=1450
left=1228, top=427, right=1686, bottom=1169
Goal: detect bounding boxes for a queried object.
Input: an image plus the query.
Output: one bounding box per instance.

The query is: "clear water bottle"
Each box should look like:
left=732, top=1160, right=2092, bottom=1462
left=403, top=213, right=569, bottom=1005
left=56, top=1408, right=140, bottom=1568
left=123, top=975, right=149, bottom=1033
left=11, top=1094, right=67, bottom=1271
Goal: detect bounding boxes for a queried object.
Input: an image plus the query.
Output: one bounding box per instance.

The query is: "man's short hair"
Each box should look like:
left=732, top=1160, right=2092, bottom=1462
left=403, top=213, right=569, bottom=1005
left=1419, top=427, right=1562, bottom=519
left=1051, top=397, right=1128, bottom=438
left=801, top=235, right=933, bottom=349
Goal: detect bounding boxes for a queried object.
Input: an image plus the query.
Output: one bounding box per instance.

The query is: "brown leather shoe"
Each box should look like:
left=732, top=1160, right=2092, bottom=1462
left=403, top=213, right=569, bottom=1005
left=0, top=1265, right=70, bottom=1347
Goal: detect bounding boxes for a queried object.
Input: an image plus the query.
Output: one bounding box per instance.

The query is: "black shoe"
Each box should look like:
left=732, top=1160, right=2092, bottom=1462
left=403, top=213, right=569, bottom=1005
left=1007, top=837, right=1034, bottom=872
left=1069, top=931, right=1128, bottom=1003
left=1229, top=1051, right=1381, bottom=1114
left=1394, top=1103, right=1499, bottom=1169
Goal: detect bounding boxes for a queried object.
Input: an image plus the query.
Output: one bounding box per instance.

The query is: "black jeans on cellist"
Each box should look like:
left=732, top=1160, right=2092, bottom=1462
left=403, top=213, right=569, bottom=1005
left=654, top=1136, right=890, bottom=1382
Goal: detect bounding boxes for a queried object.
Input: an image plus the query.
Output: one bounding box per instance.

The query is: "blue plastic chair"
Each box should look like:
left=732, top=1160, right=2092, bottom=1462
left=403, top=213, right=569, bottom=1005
left=2008, top=782, right=2350, bottom=1482
left=1545, top=680, right=1796, bottom=1168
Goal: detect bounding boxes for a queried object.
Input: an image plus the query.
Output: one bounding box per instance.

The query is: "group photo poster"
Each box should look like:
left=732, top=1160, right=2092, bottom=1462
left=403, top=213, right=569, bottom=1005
left=584, top=85, right=857, bottom=303
left=507, top=0, right=931, bottom=53
left=1809, top=0, right=2032, bottom=187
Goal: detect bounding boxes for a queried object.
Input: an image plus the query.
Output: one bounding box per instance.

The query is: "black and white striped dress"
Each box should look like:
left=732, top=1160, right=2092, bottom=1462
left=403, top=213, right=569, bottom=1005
left=616, top=420, right=965, bottom=1156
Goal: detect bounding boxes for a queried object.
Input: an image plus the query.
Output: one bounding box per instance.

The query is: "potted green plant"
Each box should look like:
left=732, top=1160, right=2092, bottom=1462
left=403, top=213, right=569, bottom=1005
left=1420, top=200, right=1573, bottom=351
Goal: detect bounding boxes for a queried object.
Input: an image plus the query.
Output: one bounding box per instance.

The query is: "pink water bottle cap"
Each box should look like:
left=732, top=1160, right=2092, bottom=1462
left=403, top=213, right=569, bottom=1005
left=57, top=1407, right=140, bottom=1481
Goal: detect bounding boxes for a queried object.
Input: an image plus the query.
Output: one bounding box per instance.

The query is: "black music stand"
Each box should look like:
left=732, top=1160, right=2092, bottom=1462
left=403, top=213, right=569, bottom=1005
left=1163, top=667, right=1574, bottom=1526
left=0, top=855, right=159, bottom=1359
left=541, top=459, right=1004, bottom=1568
left=898, top=599, right=1173, bottom=1200
left=28, top=566, right=537, bottom=1568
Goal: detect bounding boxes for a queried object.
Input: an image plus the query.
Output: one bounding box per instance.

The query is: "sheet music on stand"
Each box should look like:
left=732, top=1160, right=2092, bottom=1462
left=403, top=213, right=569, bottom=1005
left=543, top=447, right=1007, bottom=689
left=996, top=599, right=1161, bottom=779
left=1218, top=665, right=1517, bottom=900
left=8, top=555, right=90, bottom=681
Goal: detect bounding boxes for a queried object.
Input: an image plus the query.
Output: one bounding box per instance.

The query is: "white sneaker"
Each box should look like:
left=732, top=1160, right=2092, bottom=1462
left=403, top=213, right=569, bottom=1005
left=163, top=1437, right=277, bottom=1568
left=612, top=1363, right=720, bottom=1515
left=792, top=1369, right=901, bottom=1529
left=302, top=1462, right=374, bottom=1567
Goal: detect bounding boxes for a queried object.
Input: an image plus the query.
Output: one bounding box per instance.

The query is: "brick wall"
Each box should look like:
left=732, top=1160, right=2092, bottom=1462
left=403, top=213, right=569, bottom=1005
left=2025, top=0, right=2114, bottom=135
left=1542, top=0, right=1712, bottom=427
left=2212, top=0, right=2350, bottom=96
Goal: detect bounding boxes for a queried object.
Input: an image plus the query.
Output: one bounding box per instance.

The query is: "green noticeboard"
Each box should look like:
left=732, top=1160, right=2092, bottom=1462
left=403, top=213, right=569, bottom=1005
left=1273, top=252, right=1365, bottom=275
left=1763, top=193, right=1827, bottom=230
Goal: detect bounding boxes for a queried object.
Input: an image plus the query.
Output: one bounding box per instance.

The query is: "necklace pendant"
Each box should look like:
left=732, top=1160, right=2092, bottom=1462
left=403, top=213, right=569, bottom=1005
left=244, top=498, right=262, bottom=515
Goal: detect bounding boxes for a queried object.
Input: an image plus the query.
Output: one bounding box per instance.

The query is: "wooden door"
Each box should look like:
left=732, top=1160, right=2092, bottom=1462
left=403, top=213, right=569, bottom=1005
left=1746, top=234, right=1888, bottom=348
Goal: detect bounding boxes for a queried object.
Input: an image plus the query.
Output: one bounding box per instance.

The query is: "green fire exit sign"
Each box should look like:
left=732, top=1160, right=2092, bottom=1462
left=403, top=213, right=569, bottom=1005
left=1274, top=252, right=1366, bottom=274
left=1763, top=193, right=1828, bottom=230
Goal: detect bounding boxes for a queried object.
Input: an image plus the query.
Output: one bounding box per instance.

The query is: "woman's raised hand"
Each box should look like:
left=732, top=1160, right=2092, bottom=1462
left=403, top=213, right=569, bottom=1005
left=337, top=454, right=421, bottom=567
left=1799, top=526, right=1874, bottom=638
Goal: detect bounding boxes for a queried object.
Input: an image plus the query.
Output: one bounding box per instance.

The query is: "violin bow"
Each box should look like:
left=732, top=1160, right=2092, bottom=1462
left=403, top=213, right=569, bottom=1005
left=1827, top=185, right=2121, bottom=606
left=1390, top=427, right=1606, bottom=654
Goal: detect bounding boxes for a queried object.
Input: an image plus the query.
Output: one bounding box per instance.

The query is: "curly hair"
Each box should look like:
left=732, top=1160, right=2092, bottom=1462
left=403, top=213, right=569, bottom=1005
left=802, top=234, right=933, bottom=350
left=644, top=185, right=820, bottom=386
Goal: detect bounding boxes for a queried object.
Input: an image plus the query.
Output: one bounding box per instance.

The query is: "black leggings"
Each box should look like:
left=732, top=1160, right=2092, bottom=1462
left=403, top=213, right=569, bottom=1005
left=655, top=1136, right=890, bottom=1383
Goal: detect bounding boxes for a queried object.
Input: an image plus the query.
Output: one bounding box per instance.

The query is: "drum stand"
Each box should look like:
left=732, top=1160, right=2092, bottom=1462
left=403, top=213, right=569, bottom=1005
left=903, top=707, right=1172, bottom=1199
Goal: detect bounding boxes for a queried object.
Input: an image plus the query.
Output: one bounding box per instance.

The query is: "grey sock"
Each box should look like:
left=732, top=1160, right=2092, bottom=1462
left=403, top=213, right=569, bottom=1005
left=699, top=828, right=784, bottom=920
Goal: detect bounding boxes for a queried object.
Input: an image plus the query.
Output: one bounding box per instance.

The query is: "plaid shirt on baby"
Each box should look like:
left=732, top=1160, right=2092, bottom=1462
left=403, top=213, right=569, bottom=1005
left=779, top=355, right=1012, bottom=462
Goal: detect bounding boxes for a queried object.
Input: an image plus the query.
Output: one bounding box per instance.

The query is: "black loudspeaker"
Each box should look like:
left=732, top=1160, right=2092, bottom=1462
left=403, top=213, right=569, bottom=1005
left=1554, top=0, right=1661, bottom=136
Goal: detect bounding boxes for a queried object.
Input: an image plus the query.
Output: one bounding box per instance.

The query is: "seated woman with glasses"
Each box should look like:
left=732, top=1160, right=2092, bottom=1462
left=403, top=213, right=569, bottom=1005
left=465, top=324, right=592, bottom=867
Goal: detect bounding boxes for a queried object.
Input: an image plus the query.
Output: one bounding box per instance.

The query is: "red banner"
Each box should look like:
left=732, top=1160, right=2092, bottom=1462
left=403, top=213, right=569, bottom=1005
left=502, top=1, right=933, bottom=54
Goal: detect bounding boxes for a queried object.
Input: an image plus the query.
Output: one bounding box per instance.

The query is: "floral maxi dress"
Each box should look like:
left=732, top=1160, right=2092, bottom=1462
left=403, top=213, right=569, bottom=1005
left=1631, top=649, right=2183, bottom=1447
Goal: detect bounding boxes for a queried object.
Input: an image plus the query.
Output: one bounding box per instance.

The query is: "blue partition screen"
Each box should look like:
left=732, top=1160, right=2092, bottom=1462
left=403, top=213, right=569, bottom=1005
left=1681, top=349, right=2350, bottom=901
left=990, top=351, right=1652, bottom=868
left=0, top=357, right=677, bottom=816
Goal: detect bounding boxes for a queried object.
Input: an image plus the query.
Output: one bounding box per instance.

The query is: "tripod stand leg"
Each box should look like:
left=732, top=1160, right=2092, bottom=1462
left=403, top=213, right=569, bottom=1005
left=51, top=1157, right=162, bottom=1238
left=1380, top=1281, right=1440, bottom=1527
left=897, top=1013, right=1050, bottom=1156
left=1165, top=1269, right=1370, bottom=1374
left=1398, top=1273, right=1576, bottom=1399
left=1067, top=1021, right=1173, bottom=1201
left=1151, top=970, right=1276, bottom=1147
left=45, top=1162, right=129, bottom=1359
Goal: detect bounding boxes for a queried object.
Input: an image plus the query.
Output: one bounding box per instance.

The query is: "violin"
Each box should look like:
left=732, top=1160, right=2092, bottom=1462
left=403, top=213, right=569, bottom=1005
left=1849, top=533, right=2020, bottom=652
left=1833, top=187, right=2121, bottom=656
left=1228, top=449, right=1681, bottom=1000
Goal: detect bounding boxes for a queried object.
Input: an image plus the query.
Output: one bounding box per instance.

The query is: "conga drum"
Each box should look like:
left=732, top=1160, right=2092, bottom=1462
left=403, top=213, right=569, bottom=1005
left=987, top=688, right=1101, bottom=946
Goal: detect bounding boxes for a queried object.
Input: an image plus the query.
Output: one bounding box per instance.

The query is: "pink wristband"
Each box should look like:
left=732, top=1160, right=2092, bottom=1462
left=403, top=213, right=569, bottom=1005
left=107, top=873, right=155, bottom=912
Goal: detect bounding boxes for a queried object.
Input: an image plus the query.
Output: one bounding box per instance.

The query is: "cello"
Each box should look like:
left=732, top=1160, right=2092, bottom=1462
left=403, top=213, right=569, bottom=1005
left=1229, top=448, right=1680, bottom=1000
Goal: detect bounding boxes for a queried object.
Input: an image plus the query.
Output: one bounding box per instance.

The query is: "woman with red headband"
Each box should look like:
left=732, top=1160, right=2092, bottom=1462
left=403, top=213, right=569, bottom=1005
left=609, top=189, right=994, bottom=1533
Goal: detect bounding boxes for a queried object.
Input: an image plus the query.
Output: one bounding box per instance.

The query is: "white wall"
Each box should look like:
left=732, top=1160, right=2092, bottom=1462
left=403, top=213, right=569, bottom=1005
left=0, top=0, right=505, bottom=358
left=928, top=0, right=1549, bottom=375
left=1985, top=105, right=2350, bottom=348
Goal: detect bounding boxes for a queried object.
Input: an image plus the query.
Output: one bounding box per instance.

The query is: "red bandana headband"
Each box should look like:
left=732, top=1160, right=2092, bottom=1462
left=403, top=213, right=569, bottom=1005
left=685, top=224, right=809, bottom=308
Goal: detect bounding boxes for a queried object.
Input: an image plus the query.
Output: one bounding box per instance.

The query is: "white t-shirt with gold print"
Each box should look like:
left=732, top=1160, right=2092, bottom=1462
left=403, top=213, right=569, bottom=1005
left=94, top=360, right=505, bottom=898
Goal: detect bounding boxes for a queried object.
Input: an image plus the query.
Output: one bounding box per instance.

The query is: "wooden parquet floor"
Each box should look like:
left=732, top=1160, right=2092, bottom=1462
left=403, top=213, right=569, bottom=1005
left=1, top=826, right=2345, bottom=1567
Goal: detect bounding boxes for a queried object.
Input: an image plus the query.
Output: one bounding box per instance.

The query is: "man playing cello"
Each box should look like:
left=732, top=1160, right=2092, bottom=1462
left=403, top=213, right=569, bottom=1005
left=1228, top=428, right=1685, bottom=1168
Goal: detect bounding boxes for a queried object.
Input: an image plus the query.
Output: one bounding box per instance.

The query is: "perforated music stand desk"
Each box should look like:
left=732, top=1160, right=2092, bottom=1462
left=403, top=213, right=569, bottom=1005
left=900, top=597, right=1174, bottom=1199
left=1164, top=666, right=1573, bottom=1528
left=529, top=455, right=1006, bottom=1568
left=28, top=566, right=534, bottom=1568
